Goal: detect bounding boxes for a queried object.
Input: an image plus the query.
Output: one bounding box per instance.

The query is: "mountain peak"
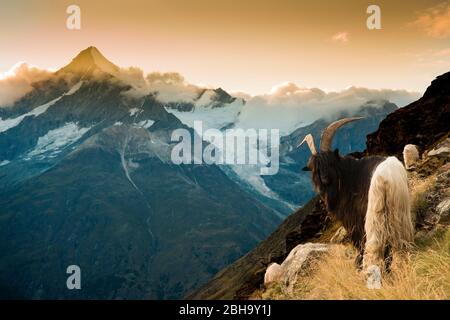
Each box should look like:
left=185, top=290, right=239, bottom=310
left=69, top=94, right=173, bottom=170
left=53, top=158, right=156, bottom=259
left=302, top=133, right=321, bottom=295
left=59, top=46, right=120, bottom=75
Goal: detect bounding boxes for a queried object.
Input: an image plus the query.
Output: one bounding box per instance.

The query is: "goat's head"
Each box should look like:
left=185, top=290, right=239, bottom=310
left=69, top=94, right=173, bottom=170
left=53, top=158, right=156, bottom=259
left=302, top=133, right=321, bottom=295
left=299, top=117, right=363, bottom=211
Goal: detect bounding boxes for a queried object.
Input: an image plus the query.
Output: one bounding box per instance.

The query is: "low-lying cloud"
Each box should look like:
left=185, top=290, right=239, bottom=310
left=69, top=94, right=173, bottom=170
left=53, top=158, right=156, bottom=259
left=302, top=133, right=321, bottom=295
left=81, top=68, right=423, bottom=135
left=120, top=69, right=205, bottom=104
left=0, top=62, right=52, bottom=107
left=0, top=61, right=421, bottom=136
left=235, top=82, right=421, bottom=135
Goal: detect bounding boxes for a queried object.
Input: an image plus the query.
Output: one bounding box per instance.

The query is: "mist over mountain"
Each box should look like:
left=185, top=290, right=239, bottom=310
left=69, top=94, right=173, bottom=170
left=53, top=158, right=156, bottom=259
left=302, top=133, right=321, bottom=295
left=234, top=82, right=419, bottom=135
left=0, top=63, right=54, bottom=108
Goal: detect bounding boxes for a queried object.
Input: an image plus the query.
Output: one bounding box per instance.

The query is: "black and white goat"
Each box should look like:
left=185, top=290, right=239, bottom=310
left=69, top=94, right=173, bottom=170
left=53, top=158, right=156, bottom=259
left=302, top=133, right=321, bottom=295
left=300, top=117, right=414, bottom=288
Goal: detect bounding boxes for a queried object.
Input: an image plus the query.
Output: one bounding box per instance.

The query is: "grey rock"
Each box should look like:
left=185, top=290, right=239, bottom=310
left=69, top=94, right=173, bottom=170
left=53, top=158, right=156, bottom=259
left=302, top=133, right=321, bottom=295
left=263, top=243, right=328, bottom=294
left=437, top=199, right=450, bottom=216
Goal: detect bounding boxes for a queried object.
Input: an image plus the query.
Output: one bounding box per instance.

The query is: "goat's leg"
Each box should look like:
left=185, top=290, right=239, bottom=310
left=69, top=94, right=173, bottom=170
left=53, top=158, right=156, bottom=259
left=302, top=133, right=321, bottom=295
left=355, top=250, right=364, bottom=271
left=384, top=245, right=393, bottom=273
left=363, top=173, right=388, bottom=289
left=363, top=230, right=384, bottom=289
left=354, top=242, right=365, bottom=271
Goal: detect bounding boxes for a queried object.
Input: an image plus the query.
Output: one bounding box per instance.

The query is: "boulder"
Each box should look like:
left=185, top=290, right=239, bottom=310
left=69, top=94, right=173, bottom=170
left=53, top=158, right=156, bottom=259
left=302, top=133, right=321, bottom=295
left=264, top=243, right=329, bottom=293
left=403, top=144, right=420, bottom=170
left=427, top=138, right=450, bottom=157
left=264, top=263, right=283, bottom=284
left=437, top=199, right=450, bottom=216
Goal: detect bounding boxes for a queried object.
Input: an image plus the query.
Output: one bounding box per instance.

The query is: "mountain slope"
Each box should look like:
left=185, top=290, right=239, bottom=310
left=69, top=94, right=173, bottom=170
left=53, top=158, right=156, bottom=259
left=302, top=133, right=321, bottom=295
left=0, top=123, right=281, bottom=299
left=186, top=198, right=324, bottom=299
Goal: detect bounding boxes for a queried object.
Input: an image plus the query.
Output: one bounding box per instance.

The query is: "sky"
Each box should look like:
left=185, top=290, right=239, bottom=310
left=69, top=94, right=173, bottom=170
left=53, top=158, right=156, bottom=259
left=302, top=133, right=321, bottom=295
left=1, top=0, right=450, bottom=95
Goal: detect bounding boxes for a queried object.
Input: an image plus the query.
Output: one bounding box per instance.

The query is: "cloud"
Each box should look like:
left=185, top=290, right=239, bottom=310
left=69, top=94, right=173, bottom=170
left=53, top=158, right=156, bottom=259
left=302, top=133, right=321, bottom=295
left=146, top=72, right=204, bottom=104
left=409, top=2, right=450, bottom=38
left=235, top=82, right=421, bottom=135
left=146, top=72, right=185, bottom=85
left=228, top=90, right=252, bottom=101
left=117, top=72, right=421, bottom=135
left=0, top=62, right=52, bottom=107
left=115, top=66, right=150, bottom=99
left=120, top=70, right=205, bottom=104
left=0, top=61, right=420, bottom=138
left=331, top=32, right=349, bottom=43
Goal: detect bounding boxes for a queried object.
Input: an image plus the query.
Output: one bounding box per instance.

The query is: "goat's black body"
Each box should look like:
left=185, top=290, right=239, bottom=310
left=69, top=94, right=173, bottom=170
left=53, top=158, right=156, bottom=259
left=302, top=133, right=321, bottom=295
left=307, top=151, right=385, bottom=250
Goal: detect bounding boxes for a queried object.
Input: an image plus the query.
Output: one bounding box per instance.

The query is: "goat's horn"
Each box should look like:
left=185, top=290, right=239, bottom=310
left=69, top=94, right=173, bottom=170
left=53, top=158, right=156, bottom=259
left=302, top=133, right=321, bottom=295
left=320, top=117, right=364, bottom=152
left=298, top=134, right=317, bottom=155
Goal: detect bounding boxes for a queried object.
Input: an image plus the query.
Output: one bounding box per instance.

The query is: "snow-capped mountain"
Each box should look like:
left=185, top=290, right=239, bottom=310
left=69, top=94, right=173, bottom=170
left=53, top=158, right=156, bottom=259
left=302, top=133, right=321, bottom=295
left=164, top=87, right=245, bottom=131
left=59, top=46, right=121, bottom=76
left=0, top=47, right=281, bottom=299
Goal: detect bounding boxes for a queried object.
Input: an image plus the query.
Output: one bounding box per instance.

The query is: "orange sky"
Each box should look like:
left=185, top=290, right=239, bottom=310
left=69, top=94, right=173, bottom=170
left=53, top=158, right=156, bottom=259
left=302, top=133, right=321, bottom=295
left=1, top=0, right=450, bottom=94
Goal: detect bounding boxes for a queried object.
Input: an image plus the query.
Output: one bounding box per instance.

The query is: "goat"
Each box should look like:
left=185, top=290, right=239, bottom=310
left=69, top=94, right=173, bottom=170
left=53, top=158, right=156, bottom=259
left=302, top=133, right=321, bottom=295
left=300, top=117, right=414, bottom=288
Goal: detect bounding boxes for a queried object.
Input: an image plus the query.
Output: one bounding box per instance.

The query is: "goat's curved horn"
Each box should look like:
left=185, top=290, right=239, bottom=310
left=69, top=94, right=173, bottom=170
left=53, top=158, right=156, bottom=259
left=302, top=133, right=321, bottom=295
left=320, top=117, right=364, bottom=152
left=298, top=134, right=317, bottom=155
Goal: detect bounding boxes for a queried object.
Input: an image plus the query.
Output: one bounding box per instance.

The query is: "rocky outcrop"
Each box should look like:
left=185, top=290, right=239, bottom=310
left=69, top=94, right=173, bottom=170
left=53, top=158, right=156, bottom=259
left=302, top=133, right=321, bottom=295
left=367, top=72, right=450, bottom=158
left=413, top=137, right=450, bottom=230
left=264, top=243, right=328, bottom=294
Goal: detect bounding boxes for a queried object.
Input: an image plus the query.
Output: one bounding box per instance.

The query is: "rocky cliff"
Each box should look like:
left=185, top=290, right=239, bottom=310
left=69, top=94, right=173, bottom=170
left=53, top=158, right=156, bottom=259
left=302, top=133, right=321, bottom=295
left=366, top=71, right=450, bottom=157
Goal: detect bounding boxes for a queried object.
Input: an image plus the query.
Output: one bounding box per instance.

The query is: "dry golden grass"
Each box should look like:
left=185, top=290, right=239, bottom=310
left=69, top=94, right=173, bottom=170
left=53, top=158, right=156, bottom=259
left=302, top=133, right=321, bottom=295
left=259, top=226, right=450, bottom=300
left=255, top=163, right=450, bottom=300
left=409, top=173, right=436, bottom=221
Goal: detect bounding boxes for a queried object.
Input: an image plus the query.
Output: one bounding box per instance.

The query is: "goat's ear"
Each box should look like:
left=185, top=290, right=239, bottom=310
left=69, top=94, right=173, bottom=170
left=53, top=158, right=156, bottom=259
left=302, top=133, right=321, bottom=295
left=302, top=166, right=311, bottom=171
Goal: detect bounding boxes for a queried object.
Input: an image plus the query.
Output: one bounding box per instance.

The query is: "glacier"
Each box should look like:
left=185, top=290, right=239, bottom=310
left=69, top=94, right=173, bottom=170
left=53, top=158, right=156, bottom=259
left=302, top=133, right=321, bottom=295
left=165, top=98, right=244, bottom=131
left=26, top=122, right=91, bottom=159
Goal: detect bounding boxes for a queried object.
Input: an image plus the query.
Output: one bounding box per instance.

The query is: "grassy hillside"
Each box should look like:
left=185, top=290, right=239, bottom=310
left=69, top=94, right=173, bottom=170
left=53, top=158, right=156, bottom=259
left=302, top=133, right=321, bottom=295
left=254, top=140, right=450, bottom=300
left=256, top=228, right=449, bottom=300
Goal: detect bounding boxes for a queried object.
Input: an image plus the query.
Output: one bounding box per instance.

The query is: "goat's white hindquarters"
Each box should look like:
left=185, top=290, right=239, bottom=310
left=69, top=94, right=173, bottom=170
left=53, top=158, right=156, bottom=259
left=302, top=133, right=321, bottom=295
left=363, top=157, right=414, bottom=276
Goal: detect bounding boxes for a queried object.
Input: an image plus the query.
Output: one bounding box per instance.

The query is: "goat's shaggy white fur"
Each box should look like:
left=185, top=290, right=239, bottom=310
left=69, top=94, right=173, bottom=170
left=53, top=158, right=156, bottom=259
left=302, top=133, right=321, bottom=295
left=363, top=157, right=414, bottom=277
